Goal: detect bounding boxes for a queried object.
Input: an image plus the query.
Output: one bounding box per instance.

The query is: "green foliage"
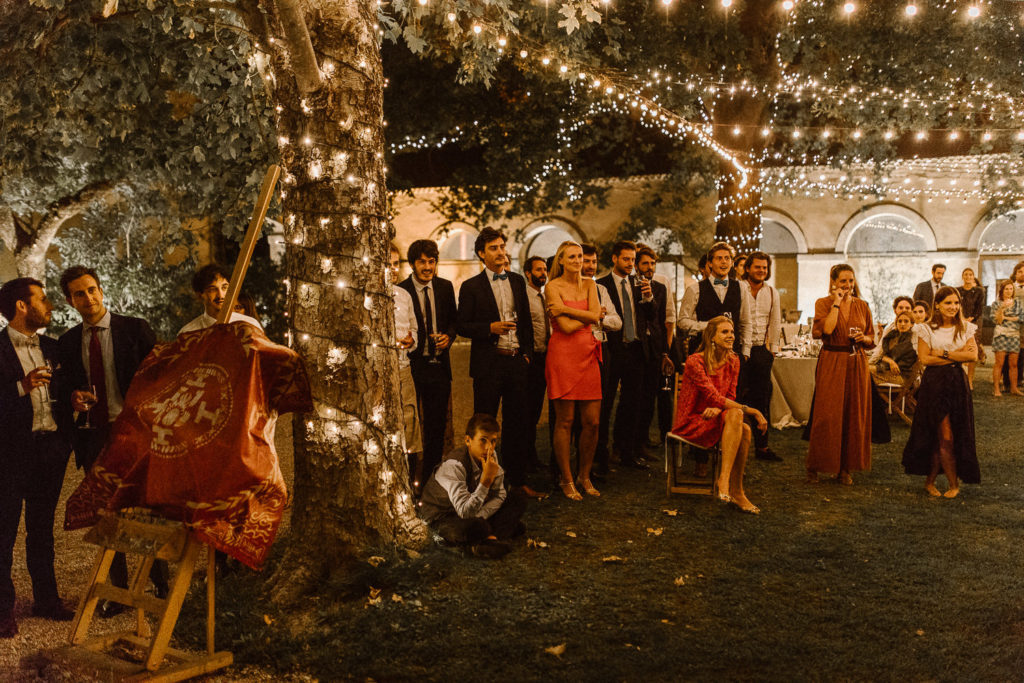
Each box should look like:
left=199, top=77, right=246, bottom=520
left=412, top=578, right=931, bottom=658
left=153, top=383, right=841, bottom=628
left=1, top=0, right=277, bottom=239
left=45, top=188, right=200, bottom=340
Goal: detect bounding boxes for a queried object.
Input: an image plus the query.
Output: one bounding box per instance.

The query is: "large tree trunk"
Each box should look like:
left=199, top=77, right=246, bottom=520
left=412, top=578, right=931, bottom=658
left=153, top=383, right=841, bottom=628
left=714, top=167, right=763, bottom=254
left=263, top=0, right=426, bottom=599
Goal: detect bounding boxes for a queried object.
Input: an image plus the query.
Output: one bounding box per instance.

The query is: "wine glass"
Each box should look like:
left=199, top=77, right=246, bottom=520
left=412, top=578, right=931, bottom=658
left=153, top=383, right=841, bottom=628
left=38, top=359, right=57, bottom=405
left=506, top=310, right=518, bottom=346
left=849, top=326, right=862, bottom=356
left=79, top=385, right=97, bottom=429
left=427, top=333, right=442, bottom=365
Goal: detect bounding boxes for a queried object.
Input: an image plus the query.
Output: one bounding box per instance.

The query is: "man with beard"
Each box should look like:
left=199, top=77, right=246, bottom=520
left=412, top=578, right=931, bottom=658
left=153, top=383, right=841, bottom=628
left=390, top=245, right=422, bottom=490
left=634, top=245, right=674, bottom=460
left=739, top=252, right=783, bottom=462
left=0, top=278, right=75, bottom=637
left=524, top=256, right=550, bottom=472
left=178, top=264, right=260, bottom=334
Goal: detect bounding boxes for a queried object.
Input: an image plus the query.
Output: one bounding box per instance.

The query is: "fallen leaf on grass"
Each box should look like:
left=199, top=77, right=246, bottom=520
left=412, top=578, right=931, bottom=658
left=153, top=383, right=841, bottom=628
left=367, top=556, right=386, bottom=567
left=566, top=531, right=577, bottom=538
left=647, top=527, right=663, bottom=536
left=263, top=614, right=274, bottom=625
left=661, top=619, right=675, bottom=625
left=663, top=509, right=679, bottom=516
left=674, top=577, right=685, bottom=586
left=527, top=538, right=549, bottom=549
left=916, top=629, right=925, bottom=636
left=391, top=594, right=404, bottom=603
left=365, top=586, right=383, bottom=607
left=369, top=586, right=382, bottom=599
left=602, top=555, right=626, bottom=563
left=545, top=643, right=567, bottom=657
left=406, top=548, right=422, bottom=559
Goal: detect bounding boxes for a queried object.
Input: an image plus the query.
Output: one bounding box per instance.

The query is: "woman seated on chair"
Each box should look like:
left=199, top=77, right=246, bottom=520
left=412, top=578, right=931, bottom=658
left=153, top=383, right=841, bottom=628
left=671, top=315, right=767, bottom=514
left=870, top=312, right=918, bottom=382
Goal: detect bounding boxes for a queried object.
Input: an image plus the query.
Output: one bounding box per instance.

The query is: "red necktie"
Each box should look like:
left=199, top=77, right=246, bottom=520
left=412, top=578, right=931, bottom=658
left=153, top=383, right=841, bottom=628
left=89, top=327, right=109, bottom=426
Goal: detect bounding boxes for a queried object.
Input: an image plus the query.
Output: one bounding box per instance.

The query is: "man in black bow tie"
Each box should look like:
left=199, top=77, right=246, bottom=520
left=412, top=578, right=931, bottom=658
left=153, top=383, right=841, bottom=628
left=456, top=228, right=543, bottom=498
left=677, top=242, right=750, bottom=476
left=0, top=278, right=75, bottom=637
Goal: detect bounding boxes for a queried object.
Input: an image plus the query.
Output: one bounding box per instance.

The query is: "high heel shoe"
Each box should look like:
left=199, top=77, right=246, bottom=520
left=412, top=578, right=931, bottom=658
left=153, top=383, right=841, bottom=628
left=713, top=481, right=731, bottom=504
left=559, top=480, right=583, bottom=501
left=576, top=478, right=601, bottom=497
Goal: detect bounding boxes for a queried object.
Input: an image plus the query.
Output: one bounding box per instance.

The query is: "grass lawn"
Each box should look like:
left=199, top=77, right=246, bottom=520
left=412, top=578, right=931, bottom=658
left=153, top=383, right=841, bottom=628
left=175, top=369, right=1024, bottom=682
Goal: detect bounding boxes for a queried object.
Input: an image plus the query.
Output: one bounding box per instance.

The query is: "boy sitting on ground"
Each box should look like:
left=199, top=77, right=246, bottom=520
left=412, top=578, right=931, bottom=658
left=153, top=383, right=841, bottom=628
left=418, top=413, right=527, bottom=559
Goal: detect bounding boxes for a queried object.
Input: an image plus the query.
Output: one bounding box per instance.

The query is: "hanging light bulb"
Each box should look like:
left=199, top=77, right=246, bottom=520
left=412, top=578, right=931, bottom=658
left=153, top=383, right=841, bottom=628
left=967, top=5, right=980, bottom=18
left=904, top=3, right=917, bottom=16
left=843, top=2, right=855, bottom=13
left=721, top=0, right=732, bottom=7
left=782, top=0, right=794, bottom=10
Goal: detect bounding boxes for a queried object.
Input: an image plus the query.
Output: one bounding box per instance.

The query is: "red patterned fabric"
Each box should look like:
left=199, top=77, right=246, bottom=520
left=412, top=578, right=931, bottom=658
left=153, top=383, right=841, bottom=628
left=65, top=323, right=312, bottom=569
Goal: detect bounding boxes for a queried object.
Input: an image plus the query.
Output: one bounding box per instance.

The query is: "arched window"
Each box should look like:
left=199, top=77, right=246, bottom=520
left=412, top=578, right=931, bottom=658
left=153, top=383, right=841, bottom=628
left=760, top=220, right=800, bottom=254
left=516, top=218, right=583, bottom=270
left=438, top=227, right=478, bottom=261
left=977, top=211, right=1024, bottom=297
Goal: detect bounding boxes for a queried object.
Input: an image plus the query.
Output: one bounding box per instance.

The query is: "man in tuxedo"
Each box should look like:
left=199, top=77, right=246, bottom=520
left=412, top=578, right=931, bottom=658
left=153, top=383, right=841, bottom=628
left=678, top=242, right=750, bottom=476
left=56, top=266, right=167, bottom=615
left=523, top=256, right=550, bottom=472
left=456, top=227, right=542, bottom=498
left=912, top=263, right=946, bottom=310
left=398, top=240, right=457, bottom=490
left=581, top=243, right=621, bottom=477
left=0, top=278, right=75, bottom=637
left=596, top=240, right=658, bottom=470
left=634, top=244, right=674, bottom=457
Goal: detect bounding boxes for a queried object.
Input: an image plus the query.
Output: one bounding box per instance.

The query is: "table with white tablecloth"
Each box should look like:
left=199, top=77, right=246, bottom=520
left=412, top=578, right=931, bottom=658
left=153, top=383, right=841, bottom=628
left=770, top=356, right=817, bottom=429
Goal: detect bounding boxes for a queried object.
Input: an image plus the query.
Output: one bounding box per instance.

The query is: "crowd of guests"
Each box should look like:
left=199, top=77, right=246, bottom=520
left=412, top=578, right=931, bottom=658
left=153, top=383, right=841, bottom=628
left=0, top=263, right=258, bottom=637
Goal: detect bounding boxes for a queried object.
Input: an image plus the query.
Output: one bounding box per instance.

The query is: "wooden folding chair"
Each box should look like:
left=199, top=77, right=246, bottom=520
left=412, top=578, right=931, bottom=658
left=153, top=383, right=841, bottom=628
left=42, top=510, right=232, bottom=682
left=664, top=373, right=722, bottom=496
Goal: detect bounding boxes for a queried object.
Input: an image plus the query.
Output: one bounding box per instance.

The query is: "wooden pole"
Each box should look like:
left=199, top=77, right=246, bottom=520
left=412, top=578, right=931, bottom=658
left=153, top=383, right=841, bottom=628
left=217, top=165, right=282, bottom=324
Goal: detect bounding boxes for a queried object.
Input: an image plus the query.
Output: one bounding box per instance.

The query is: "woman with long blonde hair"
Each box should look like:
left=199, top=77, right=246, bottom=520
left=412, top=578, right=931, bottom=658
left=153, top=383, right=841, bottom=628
left=805, top=264, right=875, bottom=485
left=545, top=241, right=605, bottom=501
left=670, top=315, right=766, bottom=513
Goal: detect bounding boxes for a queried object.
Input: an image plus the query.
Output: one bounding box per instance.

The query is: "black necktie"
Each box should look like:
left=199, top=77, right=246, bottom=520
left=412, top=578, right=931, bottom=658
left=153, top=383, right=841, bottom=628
left=423, top=287, right=435, bottom=356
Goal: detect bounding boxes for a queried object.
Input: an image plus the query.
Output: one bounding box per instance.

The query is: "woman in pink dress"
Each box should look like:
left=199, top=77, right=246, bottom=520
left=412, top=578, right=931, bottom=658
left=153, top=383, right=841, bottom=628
left=545, top=241, right=604, bottom=501
left=672, top=315, right=767, bottom=513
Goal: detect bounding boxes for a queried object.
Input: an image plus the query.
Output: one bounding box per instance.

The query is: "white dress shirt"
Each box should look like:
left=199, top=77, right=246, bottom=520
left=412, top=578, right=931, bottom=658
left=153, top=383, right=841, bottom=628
left=678, top=278, right=750, bottom=341
left=81, top=310, right=125, bottom=423
left=740, top=280, right=782, bottom=356
left=610, top=271, right=650, bottom=339
left=596, top=282, right=622, bottom=332
left=653, top=273, right=676, bottom=326
left=412, top=278, right=439, bottom=336
left=178, top=311, right=262, bottom=335
left=527, top=285, right=549, bottom=353
left=486, top=269, right=518, bottom=351
left=394, top=287, right=418, bottom=370
left=8, top=327, right=57, bottom=432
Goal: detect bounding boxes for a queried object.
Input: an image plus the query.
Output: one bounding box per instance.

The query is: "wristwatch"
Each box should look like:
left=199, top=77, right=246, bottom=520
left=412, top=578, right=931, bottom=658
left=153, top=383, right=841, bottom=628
left=942, top=350, right=949, bottom=360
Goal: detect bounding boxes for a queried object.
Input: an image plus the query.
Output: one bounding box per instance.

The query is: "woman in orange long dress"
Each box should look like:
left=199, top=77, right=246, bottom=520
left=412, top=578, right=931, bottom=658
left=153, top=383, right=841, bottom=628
left=545, top=241, right=604, bottom=501
left=806, top=264, right=875, bottom=485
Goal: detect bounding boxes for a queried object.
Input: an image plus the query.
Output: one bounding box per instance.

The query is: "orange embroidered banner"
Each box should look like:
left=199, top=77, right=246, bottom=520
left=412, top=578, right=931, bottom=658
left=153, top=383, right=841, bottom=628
left=65, top=323, right=312, bottom=569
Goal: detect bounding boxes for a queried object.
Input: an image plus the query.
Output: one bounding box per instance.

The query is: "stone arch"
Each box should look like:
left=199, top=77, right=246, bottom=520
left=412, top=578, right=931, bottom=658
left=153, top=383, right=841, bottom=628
left=835, top=203, right=937, bottom=254
left=513, top=216, right=585, bottom=268
left=431, top=221, right=480, bottom=262
left=760, top=208, right=808, bottom=254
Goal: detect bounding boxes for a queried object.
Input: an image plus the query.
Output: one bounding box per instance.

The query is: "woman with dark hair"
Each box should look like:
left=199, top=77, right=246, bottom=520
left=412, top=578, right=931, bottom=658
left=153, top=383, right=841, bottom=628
left=671, top=315, right=766, bottom=513
left=958, top=268, right=985, bottom=387
left=991, top=280, right=1023, bottom=397
left=902, top=287, right=979, bottom=497
left=806, top=264, right=875, bottom=485
left=871, top=312, right=917, bottom=382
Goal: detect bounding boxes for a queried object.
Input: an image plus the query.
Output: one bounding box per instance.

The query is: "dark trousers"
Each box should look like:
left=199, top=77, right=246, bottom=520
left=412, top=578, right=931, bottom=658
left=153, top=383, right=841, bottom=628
left=473, top=354, right=530, bottom=486
left=525, top=351, right=547, bottom=465
left=432, top=491, right=527, bottom=544
left=741, top=346, right=774, bottom=451
left=411, top=363, right=452, bottom=482
left=635, top=358, right=664, bottom=449
left=0, top=432, right=69, bottom=614
left=598, top=341, right=645, bottom=462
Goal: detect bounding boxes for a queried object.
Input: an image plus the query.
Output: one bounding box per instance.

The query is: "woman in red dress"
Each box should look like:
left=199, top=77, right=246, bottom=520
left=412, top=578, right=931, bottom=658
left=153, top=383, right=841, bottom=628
left=672, top=315, right=767, bottom=513
left=545, top=241, right=604, bottom=501
left=805, top=264, right=875, bottom=485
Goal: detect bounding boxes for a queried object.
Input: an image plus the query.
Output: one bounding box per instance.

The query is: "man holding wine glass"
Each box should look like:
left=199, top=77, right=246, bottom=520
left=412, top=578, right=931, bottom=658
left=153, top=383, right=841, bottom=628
left=55, top=266, right=167, bottom=614
left=0, top=277, right=75, bottom=637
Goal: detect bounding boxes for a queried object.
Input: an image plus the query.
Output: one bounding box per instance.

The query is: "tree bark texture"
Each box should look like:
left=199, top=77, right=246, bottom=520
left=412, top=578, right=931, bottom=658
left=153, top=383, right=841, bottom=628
left=259, top=0, right=426, bottom=596
left=715, top=166, right=763, bottom=255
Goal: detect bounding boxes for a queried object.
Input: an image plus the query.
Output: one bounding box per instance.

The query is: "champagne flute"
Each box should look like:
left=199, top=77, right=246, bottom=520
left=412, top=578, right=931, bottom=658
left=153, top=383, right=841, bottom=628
left=427, top=333, right=442, bottom=365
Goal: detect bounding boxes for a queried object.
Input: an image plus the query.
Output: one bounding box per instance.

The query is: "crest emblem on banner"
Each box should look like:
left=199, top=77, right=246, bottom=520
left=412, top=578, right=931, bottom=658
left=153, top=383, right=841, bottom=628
left=139, top=363, right=233, bottom=458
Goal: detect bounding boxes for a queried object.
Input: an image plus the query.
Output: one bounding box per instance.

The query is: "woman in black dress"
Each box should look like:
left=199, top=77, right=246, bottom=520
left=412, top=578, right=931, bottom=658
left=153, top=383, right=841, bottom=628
left=957, top=267, right=985, bottom=388
left=902, top=287, right=979, bottom=498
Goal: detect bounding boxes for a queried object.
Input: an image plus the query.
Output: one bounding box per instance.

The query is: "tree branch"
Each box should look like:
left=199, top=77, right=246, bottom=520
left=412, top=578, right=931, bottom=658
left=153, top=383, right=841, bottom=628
left=272, top=0, right=323, bottom=94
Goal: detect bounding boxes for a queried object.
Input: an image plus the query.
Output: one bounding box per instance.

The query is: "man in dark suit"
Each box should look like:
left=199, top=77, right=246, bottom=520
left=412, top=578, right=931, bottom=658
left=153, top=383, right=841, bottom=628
left=634, top=244, right=674, bottom=457
left=0, top=278, right=75, bottom=638
left=398, top=240, right=458, bottom=492
left=912, top=263, right=946, bottom=310
left=596, top=240, right=658, bottom=470
left=55, top=266, right=166, bottom=615
left=456, top=227, right=542, bottom=498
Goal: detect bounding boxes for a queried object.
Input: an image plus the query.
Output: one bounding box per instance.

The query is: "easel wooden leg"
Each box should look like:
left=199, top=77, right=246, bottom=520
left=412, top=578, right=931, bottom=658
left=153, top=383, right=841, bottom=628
left=144, top=539, right=201, bottom=672
left=131, top=554, right=156, bottom=639
left=206, top=547, right=216, bottom=656
left=71, top=547, right=116, bottom=645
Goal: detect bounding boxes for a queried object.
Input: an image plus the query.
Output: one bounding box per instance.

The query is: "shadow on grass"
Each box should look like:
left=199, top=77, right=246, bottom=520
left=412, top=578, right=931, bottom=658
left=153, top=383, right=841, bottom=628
left=177, top=376, right=1024, bottom=681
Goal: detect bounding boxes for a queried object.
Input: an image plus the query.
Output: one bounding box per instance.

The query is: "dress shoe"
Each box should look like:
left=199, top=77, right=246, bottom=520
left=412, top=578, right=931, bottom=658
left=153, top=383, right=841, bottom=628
left=32, top=600, right=76, bottom=621
left=619, top=457, right=649, bottom=471
left=98, top=600, right=129, bottom=619
left=469, top=539, right=511, bottom=560
left=755, top=448, right=783, bottom=462
left=0, top=612, right=16, bottom=638
left=153, top=583, right=169, bottom=600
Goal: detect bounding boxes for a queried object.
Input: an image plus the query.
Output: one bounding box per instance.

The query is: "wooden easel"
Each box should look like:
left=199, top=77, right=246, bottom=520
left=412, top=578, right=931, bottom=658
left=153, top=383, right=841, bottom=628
left=43, top=165, right=281, bottom=681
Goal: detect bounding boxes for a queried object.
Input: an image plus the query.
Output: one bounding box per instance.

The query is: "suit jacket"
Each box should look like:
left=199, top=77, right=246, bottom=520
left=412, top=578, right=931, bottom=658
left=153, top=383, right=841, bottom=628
left=596, top=272, right=658, bottom=360
left=912, top=280, right=944, bottom=308
left=398, top=276, right=458, bottom=380
left=56, top=312, right=156, bottom=468
left=0, top=328, right=71, bottom=459
left=456, top=269, right=535, bottom=378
